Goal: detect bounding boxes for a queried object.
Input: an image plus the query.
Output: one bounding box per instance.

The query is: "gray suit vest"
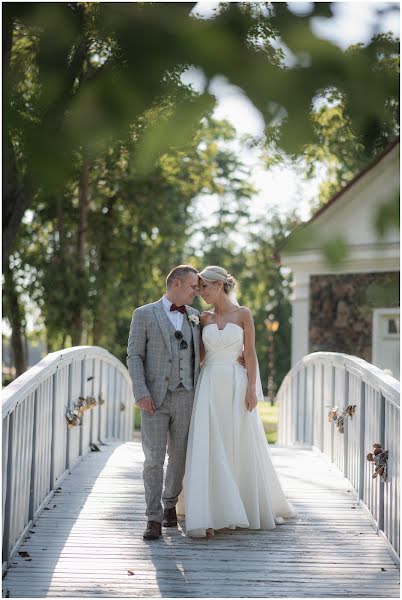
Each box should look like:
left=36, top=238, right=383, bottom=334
left=167, top=316, right=194, bottom=391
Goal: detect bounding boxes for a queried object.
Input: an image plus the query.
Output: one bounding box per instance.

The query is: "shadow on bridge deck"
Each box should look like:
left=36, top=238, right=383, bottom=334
left=2, top=441, right=400, bottom=598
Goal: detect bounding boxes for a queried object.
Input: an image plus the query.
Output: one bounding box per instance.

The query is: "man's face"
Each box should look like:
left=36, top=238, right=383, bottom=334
left=176, top=273, right=199, bottom=306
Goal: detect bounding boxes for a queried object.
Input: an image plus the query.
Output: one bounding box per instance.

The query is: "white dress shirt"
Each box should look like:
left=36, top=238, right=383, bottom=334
left=162, top=295, right=184, bottom=331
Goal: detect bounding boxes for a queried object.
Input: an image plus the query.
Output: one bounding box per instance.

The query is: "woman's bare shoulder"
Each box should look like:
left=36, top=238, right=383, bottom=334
left=237, top=305, right=253, bottom=317
left=236, top=306, right=254, bottom=326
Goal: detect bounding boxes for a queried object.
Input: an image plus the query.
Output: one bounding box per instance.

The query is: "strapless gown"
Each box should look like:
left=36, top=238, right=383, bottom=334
left=182, top=322, right=296, bottom=537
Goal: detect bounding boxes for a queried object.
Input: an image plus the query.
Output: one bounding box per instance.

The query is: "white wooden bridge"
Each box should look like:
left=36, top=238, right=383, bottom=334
left=2, top=347, right=400, bottom=598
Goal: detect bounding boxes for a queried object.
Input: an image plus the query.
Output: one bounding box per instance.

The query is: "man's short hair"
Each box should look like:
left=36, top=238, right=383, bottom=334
left=166, top=265, right=198, bottom=288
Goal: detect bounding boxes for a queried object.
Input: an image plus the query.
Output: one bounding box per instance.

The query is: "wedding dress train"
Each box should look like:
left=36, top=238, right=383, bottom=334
left=182, top=322, right=296, bottom=537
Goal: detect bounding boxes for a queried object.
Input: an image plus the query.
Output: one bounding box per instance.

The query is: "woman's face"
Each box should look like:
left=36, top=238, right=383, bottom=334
left=199, top=279, right=221, bottom=304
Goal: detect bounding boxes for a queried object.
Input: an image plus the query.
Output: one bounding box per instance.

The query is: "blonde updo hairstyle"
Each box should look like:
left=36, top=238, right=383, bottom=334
left=198, top=266, right=237, bottom=296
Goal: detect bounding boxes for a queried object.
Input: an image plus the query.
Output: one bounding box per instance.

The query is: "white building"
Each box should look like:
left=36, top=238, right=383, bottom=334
left=279, top=138, right=400, bottom=379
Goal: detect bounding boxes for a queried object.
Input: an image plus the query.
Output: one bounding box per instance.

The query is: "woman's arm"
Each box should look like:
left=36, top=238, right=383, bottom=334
left=241, top=307, right=258, bottom=412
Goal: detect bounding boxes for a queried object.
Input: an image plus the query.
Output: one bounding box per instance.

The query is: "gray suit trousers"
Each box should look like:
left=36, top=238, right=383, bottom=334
left=141, top=387, right=194, bottom=523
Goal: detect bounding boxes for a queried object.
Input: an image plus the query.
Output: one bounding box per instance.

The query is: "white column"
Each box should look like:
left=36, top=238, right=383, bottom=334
left=290, top=270, right=310, bottom=367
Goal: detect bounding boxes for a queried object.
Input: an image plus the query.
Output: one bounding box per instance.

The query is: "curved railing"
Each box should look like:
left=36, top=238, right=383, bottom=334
left=277, top=351, right=400, bottom=563
left=1, top=346, right=134, bottom=572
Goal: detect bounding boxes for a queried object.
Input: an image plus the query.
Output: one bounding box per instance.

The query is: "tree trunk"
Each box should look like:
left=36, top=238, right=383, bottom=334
left=3, top=4, right=88, bottom=270
left=56, top=194, right=65, bottom=255
left=46, top=329, right=55, bottom=354
left=71, top=156, right=89, bottom=346
left=3, top=135, right=32, bottom=270
left=92, top=195, right=117, bottom=346
left=2, top=8, right=31, bottom=269
left=3, top=262, right=27, bottom=377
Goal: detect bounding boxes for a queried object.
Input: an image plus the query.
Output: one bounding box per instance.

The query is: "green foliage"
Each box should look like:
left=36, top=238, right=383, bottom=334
left=3, top=2, right=400, bottom=388
left=365, top=274, right=400, bottom=308
left=134, top=406, right=142, bottom=432
left=374, top=193, right=400, bottom=238
left=301, top=33, right=399, bottom=209
left=261, top=30, right=400, bottom=263
left=322, top=236, right=349, bottom=266
left=9, top=114, right=253, bottom=360
left=5, top=3, right=400, bottom=258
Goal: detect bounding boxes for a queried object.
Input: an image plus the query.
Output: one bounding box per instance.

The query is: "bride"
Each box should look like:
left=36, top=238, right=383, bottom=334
left=182, top=265, right=296, bottom=538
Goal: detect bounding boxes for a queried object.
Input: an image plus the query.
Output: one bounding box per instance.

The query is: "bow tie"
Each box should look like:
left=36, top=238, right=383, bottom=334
left=170, top=303, right=186, bottom=314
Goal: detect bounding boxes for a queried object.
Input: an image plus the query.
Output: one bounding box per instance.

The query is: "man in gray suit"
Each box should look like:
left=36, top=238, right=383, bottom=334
left=127, top=265, right=201, bottom=539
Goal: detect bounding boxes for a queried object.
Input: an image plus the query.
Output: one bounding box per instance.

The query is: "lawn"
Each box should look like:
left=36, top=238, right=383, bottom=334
left=134, top=401, right=279, bottom=444
left=134, top=406, right=142, bottom=431
left=257, top=402, right=279, bottom=445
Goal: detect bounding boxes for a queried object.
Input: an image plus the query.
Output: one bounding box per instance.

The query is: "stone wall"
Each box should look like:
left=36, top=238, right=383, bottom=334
left=309, top=272, right=400, bottom=362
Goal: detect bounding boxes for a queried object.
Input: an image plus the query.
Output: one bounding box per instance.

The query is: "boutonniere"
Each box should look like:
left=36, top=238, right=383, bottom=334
left=188, top=314, right=200, bottom=327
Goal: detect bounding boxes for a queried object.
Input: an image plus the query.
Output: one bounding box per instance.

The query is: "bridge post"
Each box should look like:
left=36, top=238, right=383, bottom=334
left=89, top=362, right=95, bottom=444
left=296, top=368, right=307, bottom=443
left=112, top=368, right=117, bottom=439
left=79, top=357, right=86, bottom=456
left=378, top=392, right=386, bottom=531
left=330, top=364, right=335, bottom=462
left=358, top=380, right=366, bottom=500
left=28, top=390, right=38, bottom=521
left=2, top=412, right=14, bottom=566
left=49, top=372, right=57, bottom=490
left=2, top=415, right=10, bottom=552
left=320, top=363, right=324, bottom=451
left=66, top=362, right=72, bottom=471
left=292, top=373, right=298, bottom=443
left=343, top=368, right=349, bottom=479
left=98, top=362, right=104, bottom=442
left=311, top=363, right=315, bottom=447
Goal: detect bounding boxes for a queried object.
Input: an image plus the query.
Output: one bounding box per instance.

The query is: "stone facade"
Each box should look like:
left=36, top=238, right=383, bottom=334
left=309, top=272, right=400, bottom=362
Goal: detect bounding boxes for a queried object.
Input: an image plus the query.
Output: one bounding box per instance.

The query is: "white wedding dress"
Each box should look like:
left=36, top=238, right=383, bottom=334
left=182, top=322, right=296, bottom=537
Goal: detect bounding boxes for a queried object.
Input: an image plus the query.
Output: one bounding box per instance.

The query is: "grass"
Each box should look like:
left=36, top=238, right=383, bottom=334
left=257, top=402, right=279, bottom=445
left=134, top=401, right=279, bottom=444
left=134, top=406, right=142, bottom=431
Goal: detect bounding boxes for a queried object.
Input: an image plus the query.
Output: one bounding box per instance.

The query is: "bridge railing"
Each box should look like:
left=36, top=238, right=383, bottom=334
left=277, top=351, right=400, bottom=563
left=1, top=346, right=134, bottom=573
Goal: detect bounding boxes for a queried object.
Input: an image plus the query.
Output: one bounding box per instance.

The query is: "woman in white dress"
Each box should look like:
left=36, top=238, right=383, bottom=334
left=183, top=266, right=296, bottom=538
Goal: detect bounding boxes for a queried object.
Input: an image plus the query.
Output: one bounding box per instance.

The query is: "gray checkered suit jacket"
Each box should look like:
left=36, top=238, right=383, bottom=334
left=126, top=298, right=201, bottom=408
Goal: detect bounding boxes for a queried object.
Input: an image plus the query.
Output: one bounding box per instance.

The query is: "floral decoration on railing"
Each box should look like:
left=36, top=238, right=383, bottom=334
left=79, top=396, right=97, bottom=411
left=327, top=404, right=356, bottom=433
left=367, top=443, right=389, bottom=482
left=66, top=407, right=82, bottom=428
left=65, top=395, right=99, bottom=428
left=344, top=404, right=356, bottom=418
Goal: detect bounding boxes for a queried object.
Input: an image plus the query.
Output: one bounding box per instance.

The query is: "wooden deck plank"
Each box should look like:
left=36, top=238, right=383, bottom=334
left=2, top=441, right=400, bottom=598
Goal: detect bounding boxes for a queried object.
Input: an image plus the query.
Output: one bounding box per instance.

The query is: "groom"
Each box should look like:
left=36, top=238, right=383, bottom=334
left=127, top=265, right=201, bottom=540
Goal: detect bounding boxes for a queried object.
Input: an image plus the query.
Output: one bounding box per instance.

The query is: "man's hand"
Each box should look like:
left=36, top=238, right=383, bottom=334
left=137, top=395, right=156, bottom=415
left=237, top=351, right=246, bottom=367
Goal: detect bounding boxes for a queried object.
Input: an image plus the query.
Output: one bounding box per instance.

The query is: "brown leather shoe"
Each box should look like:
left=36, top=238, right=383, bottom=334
left=143, top=521, right=162, bottom=540
left=163, top=507, right=177, bottom=527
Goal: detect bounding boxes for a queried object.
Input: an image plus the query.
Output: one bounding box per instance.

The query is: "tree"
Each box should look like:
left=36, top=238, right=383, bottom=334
left=240, top=214, right=299, bottom=394
left=8, top=116, right=254, bottom=362
left=3, top=261, right=27, bottom=375
left=4, top=2, right=399, bottom=266
left=301, top=33, right=399, bottom=208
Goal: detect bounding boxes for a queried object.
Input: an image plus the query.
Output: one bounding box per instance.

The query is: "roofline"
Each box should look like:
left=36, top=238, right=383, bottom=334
left=277, top=136, right=400, bottom=255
